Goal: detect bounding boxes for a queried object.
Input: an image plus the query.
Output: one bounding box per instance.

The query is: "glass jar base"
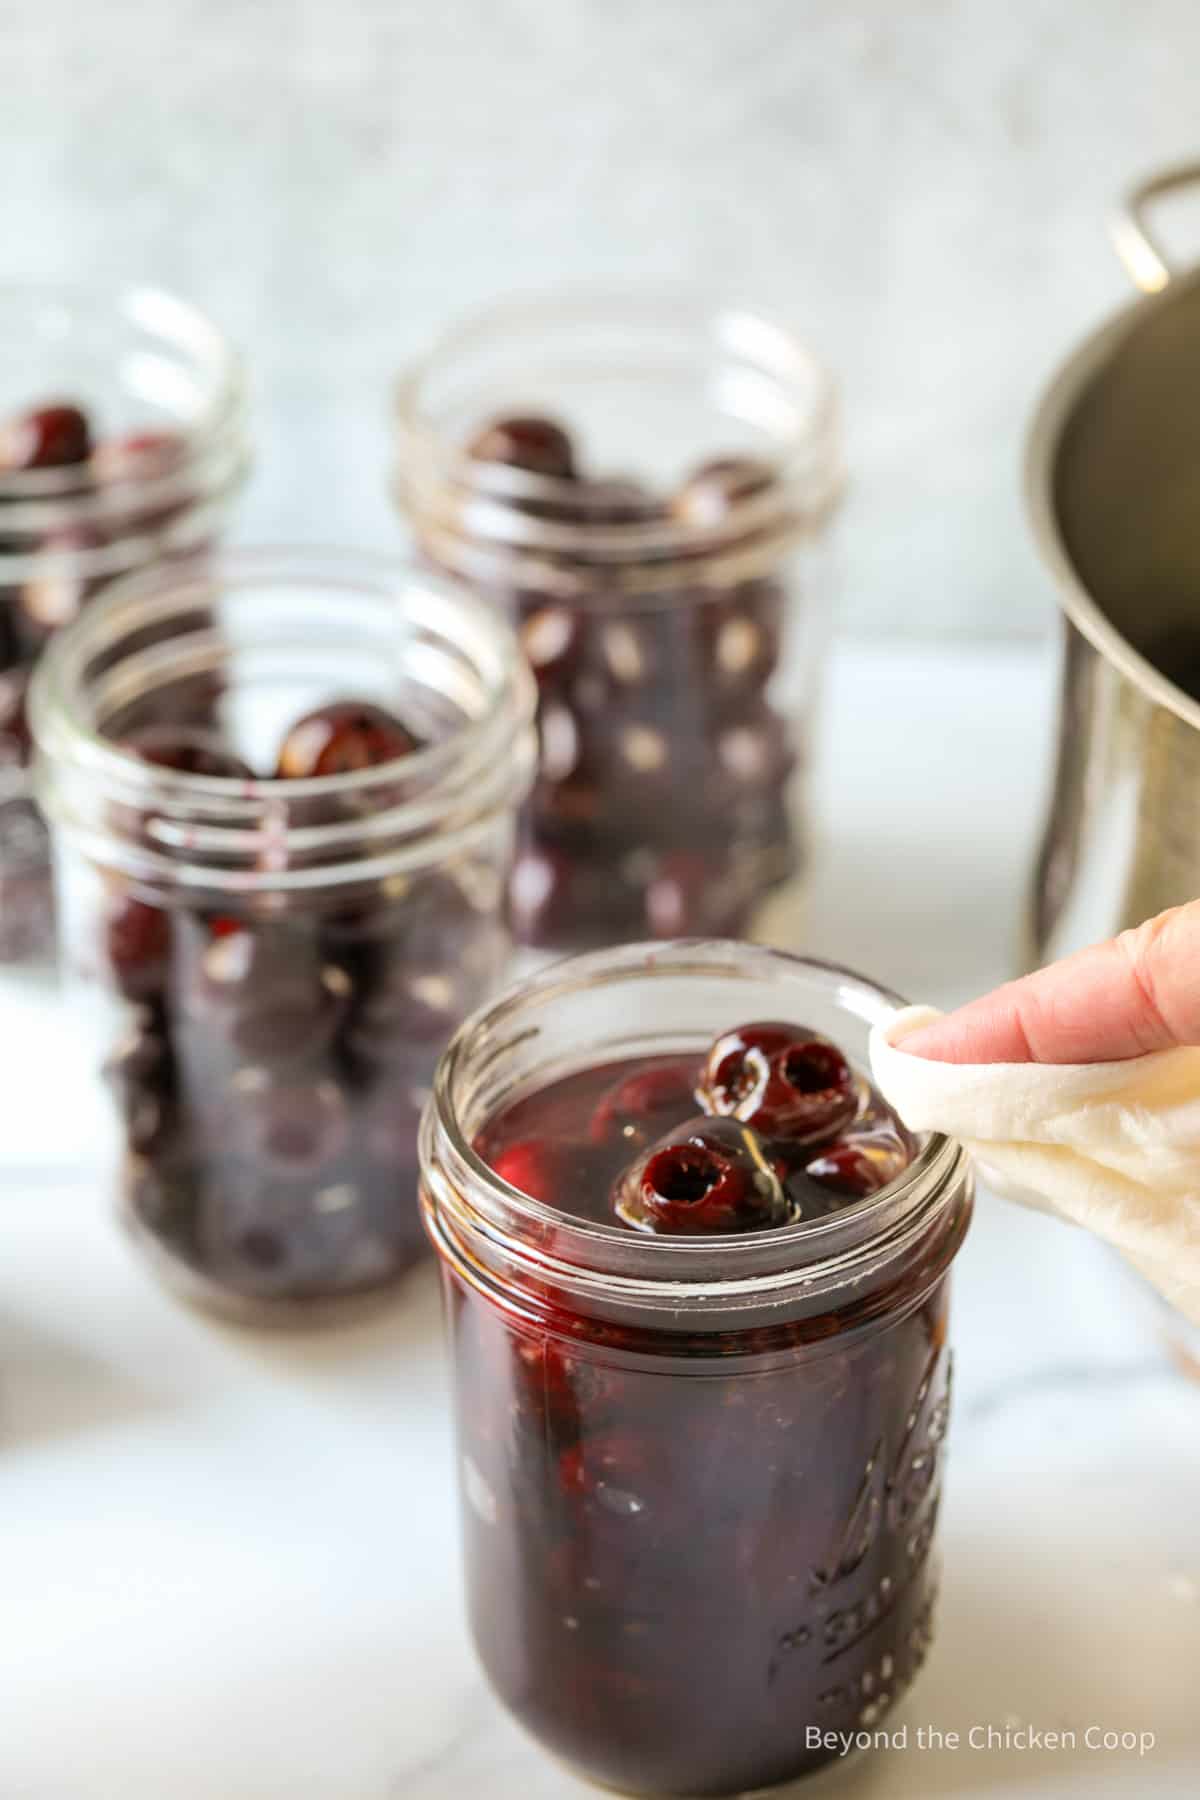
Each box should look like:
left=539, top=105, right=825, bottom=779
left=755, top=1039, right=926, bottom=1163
left=117, top=1200, right=431, bottom=1330
left=474, top=1552, right=938, bottom=1798
left=545, top=1730, right=879, bottom=1798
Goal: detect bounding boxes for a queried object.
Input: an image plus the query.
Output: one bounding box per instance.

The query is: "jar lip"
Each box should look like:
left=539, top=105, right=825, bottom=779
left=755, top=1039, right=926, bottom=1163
left=393, top=284, right=843, bottom=586
left=0, top=278, right=248, bottom=516
left=423, top=940, right=971, bottom=1311
left=30, top=545, right=538, bottom=889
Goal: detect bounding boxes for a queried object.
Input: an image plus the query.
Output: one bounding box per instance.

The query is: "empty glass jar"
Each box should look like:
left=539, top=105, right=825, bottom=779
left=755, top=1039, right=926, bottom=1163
left=32, top=549, right=536, bottom=1323
left=394, top=291, right=842, bottom=953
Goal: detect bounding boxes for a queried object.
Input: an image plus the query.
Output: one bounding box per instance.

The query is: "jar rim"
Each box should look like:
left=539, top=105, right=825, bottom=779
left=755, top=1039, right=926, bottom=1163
left=30, top=545, right=538, bottom=895
left=421, top=940, right=972, bottom=1318
left=393, top=285, right=843, bottom=597
left=0, top=279, right=245, bottom=485
left=0, top=279, right=249, bottom=549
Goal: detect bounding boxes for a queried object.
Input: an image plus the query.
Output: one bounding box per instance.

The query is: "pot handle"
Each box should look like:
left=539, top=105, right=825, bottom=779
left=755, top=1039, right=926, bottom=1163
left=1110, top=160, right=1200, bottom=293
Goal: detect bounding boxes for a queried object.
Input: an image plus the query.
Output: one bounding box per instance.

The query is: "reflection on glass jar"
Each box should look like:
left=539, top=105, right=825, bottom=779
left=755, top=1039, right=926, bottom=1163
left=421, top=942, right=971, bottom=1797
left=32, top=549, right=536, bottom=1323
left=394, top=293, right=842, bottom=953
left=0, top=282, right=250, bottom=965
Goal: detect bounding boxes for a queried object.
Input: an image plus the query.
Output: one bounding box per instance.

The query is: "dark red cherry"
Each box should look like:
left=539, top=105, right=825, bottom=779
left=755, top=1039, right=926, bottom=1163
left=234, top=970, right=351, bottom=1066
left=558, top=1431, right=664, bottom=1505
left=323, top=872, right=485, bottom=1030
left=698, top=1021, right=856, bottom=1144
left=106, top=895, right=171, bottom=1003
left=697, top=1022, right=793, bottom=1109
left=187, top=923, right=350, bottom=1067
left=0, top=665, right=31, bottom=764
left=571, top=475, right=662, bottom=525
left=519, top=606, right=583, bottom=689
left=1, top=403, right=93, bottom=470
left=103, top=1017, right=175, bottom=1155
left=15, top=526, right=105, bottom=642
left=803, top=1142, right=892, bottom=1200
left=275, top=701, right=420, bottom=778
left=343, top=963, right=462, bottom=1066
left=521, top=1332, right=628, bottom=1448
left=644, top=850, right=741, bottom=939
left=589, top=1060, right=698, bottom=1151
left=193, top=1161, right=372, bottom=1299
left=0, top=605, right=19, bottom=675
left=360, top=1083, right=426, bottom=1173
left=508, top=845, right=575, bottom=944
left=671, top=455, right=773, bottom=529
left=217, top=1219, right=288, bottom=1278
left=466, top=415, right=576, bottom=479
left=614, top=1117, right=794, bottom=1236
left=489, top=1138, right=565, bottom=1205
left=188, top=920, right=280, bottom=1005
left=239, top=1077, right=349, bottom=1174
left=123, top=724, right=254, bottom=780
left=701, top=581, right=784, bottom=700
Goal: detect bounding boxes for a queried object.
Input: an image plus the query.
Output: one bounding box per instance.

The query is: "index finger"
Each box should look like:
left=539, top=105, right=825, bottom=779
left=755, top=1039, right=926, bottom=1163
left=901, top=904, right=1200, bottom=1064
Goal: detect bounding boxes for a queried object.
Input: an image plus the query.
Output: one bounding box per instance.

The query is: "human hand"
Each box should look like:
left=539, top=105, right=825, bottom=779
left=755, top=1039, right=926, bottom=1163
left=902, top=901, right=1200, bottom=1064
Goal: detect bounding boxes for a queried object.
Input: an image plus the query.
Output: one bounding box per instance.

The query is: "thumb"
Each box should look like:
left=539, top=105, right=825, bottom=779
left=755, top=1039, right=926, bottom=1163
left=902, top=902, right=1200, bottom=1064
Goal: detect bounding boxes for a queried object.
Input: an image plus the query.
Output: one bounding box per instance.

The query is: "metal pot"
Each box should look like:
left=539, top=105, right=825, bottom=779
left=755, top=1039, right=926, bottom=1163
left=1027, top=162, right=1200, bottom=966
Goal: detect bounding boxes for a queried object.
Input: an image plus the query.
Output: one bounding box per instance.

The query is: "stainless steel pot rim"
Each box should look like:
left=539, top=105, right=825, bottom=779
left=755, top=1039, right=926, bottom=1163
left=1025, top=264, right=1200, bottom=736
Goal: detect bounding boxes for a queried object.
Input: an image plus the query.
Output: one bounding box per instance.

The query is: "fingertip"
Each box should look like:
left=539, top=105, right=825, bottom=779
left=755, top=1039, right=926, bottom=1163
left=898, top=1020, right=974, bottom=1063
left=893, top=995, right=1031, bottom=1065
left=898, top=1023, right=950, bottom=1061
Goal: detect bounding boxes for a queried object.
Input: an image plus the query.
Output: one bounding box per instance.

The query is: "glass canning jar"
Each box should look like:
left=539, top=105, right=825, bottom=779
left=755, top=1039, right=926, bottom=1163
left=32, top=549, right=536, bottom=1324
left=394, top=291, right=842, bottom=954
left=0, top=281, right=250, bottom=964
left=420, top=940, right=972, bottom=1798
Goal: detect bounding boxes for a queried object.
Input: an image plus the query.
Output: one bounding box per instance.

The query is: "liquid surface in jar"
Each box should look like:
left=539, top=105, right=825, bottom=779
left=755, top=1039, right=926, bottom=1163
left=474, top=1021, right=917, bottom=1235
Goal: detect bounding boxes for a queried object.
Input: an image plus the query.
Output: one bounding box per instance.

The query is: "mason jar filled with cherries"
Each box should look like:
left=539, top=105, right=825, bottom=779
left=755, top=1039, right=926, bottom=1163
left=420, top=940, right=972, bottom=1797
left=31, top=549, right=536, bottom=1322
left=394, top=292, right=841, bottom=952
left=0, top=281, right=250, bottom=965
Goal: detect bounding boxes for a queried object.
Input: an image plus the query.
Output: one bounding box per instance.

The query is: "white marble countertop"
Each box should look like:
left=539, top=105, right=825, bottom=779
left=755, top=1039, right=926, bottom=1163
left=4, top=643, right=1199, bottom=1800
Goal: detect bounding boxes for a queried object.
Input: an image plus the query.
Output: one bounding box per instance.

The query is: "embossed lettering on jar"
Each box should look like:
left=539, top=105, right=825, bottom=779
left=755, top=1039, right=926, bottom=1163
left=32, top=550, right=535, bottom=1323
left=420, top=942, right=972, bottom=1796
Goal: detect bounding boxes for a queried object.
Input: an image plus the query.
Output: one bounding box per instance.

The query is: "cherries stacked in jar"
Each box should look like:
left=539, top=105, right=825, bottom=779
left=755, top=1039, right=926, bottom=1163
left=0, top=282, right=250, bottom=964
left=395, top=291, right=842, bottom=951
left=421, top=942, right=972, bottom=1797
left=32, top=550, right=535, bottom=1322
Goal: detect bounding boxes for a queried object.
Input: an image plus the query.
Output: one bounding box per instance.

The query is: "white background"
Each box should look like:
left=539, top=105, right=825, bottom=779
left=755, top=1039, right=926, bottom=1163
left=4, top=0, right=1200, bottom=636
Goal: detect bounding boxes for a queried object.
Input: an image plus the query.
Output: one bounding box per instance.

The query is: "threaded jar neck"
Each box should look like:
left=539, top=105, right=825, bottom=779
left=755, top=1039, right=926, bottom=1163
left=421, top=940, right=972, bottom=1335
left=31, top=548, right=538, bottom=904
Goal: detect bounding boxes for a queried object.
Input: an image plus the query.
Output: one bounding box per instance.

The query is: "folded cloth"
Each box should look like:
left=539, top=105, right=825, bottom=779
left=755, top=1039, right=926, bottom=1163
left=869, top=1005, right=1200, bottom=1326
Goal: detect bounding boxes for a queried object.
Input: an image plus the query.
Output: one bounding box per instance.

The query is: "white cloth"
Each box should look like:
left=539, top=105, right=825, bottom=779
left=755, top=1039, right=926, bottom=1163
left=869, top=1005, right=1200, bottom=1326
